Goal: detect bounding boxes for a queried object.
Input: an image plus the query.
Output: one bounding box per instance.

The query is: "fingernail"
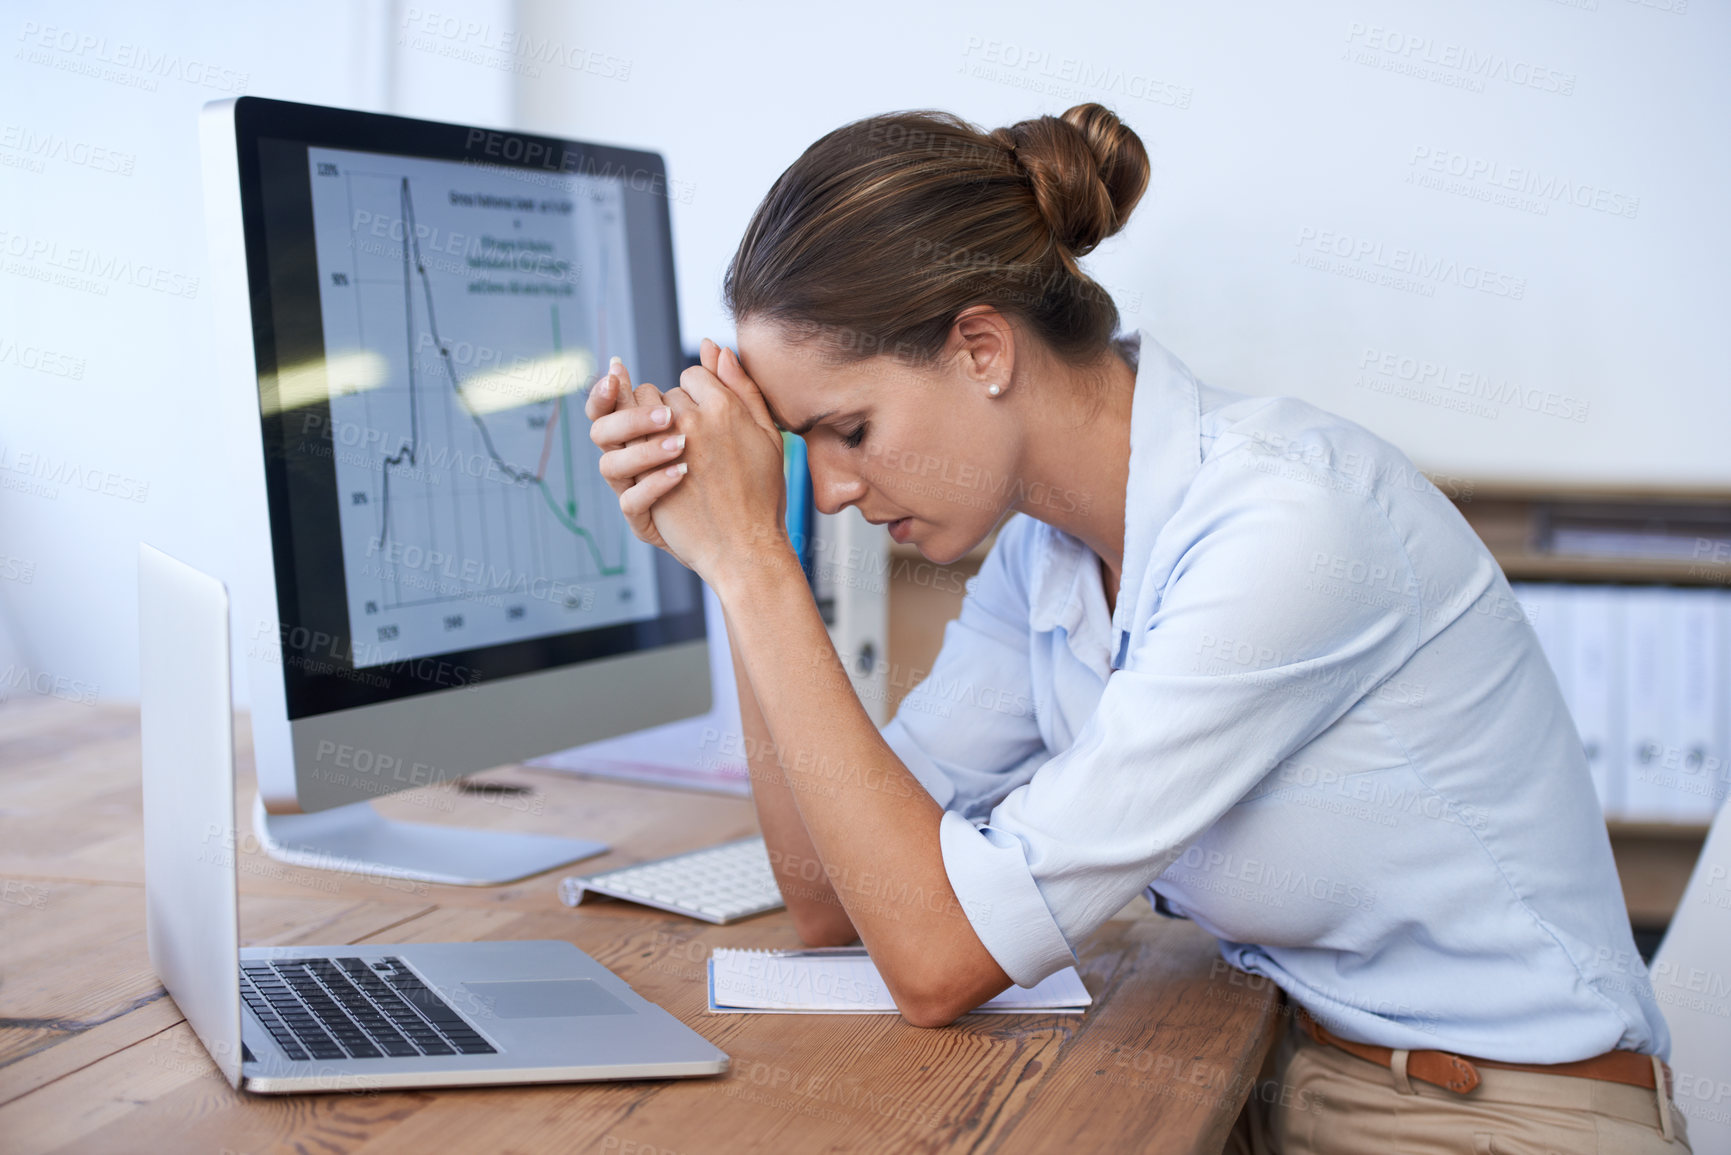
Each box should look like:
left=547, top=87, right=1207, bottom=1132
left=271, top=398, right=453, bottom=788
left=652, top=407, right=671, bottom=426
left=667, top=462, right=687, bottom=477
left=610, top=355, right=623, bottom=367
left=661, top=434, right=685, bottom=451
left=597, top=378, right=612, bottom=398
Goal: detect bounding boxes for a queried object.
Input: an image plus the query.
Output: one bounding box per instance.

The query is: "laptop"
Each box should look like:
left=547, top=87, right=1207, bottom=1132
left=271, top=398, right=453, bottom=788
left=138, top=542, right=729, bottom=1093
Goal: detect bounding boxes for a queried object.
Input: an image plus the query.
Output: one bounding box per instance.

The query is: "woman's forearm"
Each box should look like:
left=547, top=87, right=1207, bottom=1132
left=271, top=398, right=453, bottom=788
left=725, top=604, right=859, bottom=946
left=714, top=549, right=1012, bottom=1026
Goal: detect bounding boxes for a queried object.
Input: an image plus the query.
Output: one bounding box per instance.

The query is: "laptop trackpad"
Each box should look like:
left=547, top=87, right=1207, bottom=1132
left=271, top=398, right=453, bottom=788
left=462, top=979, right=634, bottom=1018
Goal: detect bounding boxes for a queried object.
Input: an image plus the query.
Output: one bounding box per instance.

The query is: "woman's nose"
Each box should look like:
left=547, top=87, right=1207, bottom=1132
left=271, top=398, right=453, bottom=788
left=808, top=450, right=868, bottom=516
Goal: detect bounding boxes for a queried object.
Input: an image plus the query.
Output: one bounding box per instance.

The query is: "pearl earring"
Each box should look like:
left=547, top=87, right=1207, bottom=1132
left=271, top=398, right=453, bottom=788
left=988, top=384, right=1001, bottom=396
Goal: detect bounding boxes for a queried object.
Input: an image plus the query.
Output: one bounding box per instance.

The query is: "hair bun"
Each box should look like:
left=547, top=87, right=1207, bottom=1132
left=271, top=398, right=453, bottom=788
left=992, top=104, right=1150, bottom=260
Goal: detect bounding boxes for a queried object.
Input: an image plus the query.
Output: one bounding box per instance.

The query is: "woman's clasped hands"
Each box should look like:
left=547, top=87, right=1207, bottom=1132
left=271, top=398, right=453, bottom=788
left=584, top=336, right=791, bottom=592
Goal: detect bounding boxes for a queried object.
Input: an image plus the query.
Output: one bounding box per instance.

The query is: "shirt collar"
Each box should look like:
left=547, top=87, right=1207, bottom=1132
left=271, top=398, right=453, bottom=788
left=1021, top=330, right=1205, bottom=670
left=1113, top=330, right=1204, bottom=668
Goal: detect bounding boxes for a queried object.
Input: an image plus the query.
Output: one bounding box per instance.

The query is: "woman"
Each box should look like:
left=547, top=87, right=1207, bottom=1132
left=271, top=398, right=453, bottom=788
left=585, top=104, right=1688, bottom=1153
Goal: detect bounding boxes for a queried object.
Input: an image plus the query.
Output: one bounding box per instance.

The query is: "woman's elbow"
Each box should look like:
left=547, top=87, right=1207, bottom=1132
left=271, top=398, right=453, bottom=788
left=888, top=970, right=981, bottom=1028
left=895, top=994, right=967, bottom=1029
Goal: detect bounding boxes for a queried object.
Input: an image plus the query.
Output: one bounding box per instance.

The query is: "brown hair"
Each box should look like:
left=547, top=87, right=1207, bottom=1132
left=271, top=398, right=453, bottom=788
left=722, top=103, right=1150, bottom=369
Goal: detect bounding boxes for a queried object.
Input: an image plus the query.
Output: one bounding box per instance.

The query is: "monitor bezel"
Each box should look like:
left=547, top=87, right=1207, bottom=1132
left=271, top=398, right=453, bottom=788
left=227, top=96, right=704, bottom=721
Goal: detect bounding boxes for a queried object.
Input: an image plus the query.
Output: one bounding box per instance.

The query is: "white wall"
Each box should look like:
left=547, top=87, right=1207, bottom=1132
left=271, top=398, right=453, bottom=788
left=516, top=0, right=1728, bottom=489
left=3, top=0, right=1726, bottom=704
left=0, top=0, right=512, bottom=704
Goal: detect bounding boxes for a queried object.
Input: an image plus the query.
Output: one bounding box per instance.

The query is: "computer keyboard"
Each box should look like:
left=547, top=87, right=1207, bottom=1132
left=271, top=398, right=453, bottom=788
left=240, top=956, right=495, bottom=1062
left=558, top=836, right=786, bottom=924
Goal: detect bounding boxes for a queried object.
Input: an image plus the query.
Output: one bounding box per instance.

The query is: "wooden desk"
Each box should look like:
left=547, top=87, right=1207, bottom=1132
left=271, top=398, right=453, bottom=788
left=0, top=698, right=1279, bottom=1154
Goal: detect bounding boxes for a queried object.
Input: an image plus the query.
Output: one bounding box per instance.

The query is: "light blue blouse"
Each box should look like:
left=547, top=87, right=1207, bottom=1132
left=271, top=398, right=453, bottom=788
left=881, top=330, right=1670, bottom=1064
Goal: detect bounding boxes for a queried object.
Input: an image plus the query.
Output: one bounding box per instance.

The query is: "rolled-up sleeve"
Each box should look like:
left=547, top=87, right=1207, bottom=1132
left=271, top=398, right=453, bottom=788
left=939, top=461, right=1424, bottom=987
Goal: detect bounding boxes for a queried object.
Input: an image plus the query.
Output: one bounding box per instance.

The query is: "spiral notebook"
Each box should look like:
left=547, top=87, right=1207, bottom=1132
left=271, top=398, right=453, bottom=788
left=706, top=947, right=1092, bottom=1015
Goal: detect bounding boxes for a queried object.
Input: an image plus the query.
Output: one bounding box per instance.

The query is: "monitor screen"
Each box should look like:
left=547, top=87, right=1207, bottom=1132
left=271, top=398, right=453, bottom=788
left=233, top=100, right=703, bottom=720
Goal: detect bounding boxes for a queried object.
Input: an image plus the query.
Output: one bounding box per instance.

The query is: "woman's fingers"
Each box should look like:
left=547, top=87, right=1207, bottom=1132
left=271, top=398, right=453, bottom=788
left=590, top=400, right=674, bottom=450
left=610, top=356, right=633, bottom=403
left=619, top=460, right=689, bottom=523
left=715, top=345, right=780, bottom=435
left=584, top=370, right=620, bottom=422
left=599, top=433, right=686, bottom=485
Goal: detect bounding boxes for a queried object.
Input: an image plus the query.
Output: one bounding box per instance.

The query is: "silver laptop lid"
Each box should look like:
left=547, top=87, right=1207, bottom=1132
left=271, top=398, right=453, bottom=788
left=139, top=542, right=243, bottom=1088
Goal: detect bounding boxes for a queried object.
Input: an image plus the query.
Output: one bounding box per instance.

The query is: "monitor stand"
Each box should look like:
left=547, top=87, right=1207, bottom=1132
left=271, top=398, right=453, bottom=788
left=251, top=794, right=606, bottom=887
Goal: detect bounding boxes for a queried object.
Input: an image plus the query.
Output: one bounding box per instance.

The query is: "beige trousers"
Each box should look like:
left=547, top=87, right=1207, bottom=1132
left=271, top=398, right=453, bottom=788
left=1224, top=1013, right=1693, bottom=1155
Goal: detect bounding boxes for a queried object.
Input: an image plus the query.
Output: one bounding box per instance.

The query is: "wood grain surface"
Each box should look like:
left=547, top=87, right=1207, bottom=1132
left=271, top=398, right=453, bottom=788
left=0, top=697, right=1277, bottom=1154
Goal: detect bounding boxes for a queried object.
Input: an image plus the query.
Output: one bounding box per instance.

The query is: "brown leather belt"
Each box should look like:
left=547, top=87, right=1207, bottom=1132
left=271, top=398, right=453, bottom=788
left=1294, top=1007, right=1668, bottom=1097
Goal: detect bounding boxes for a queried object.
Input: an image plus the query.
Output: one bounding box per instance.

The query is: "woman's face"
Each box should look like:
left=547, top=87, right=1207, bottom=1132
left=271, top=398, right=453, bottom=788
left=734, top=318, right=1024, bottom=566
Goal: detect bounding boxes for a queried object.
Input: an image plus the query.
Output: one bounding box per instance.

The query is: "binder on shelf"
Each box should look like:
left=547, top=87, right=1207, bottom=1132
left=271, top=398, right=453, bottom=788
left=1675, top=588, right=1724, bottom=822
left=1716, top=595, right=1731, bottom=820
left=1619, top=587, right=1677, bottom=823
left=1570, top=587, right=1623, bottom=819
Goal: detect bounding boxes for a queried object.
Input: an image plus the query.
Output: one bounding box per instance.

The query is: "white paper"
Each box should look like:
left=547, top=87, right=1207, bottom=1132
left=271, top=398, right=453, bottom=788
left=707, top=948, right=1091, bottom=1015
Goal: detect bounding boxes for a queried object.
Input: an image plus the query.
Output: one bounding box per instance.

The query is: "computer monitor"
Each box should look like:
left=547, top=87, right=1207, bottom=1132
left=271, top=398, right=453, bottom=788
left=199, top=97, right=711, bottom=885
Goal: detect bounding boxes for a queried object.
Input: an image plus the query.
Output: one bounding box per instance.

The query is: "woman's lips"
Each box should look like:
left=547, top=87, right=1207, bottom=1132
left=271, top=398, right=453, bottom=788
left=888, top=517, right=913, bottom=544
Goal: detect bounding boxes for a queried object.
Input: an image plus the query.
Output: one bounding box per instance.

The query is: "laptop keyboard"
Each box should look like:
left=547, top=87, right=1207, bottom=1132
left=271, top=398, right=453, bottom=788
left=240, top=956, right=496, bottom=1062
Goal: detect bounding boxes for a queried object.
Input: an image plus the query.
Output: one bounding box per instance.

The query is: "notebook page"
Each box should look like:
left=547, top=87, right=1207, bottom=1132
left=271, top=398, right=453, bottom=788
left=708, top=949, right=1091, bottom=1014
